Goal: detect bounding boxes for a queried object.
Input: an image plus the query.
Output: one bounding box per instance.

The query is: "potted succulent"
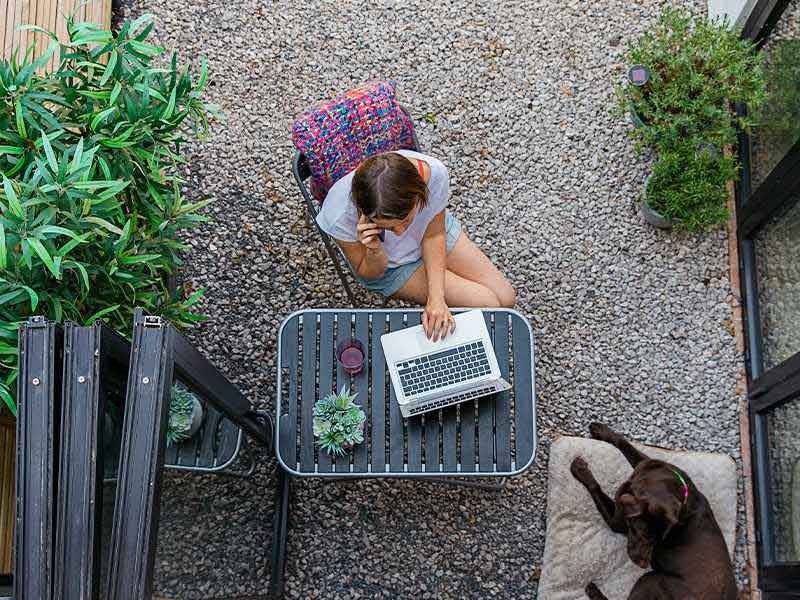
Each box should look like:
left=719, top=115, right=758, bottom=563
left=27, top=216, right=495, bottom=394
left=313, top=387, right=366, bottom=457
left=641, top=143, right=737, bottom=231
left=167, top=385, right=204, bottom=446
left=617, top=7, right=765, bottom=152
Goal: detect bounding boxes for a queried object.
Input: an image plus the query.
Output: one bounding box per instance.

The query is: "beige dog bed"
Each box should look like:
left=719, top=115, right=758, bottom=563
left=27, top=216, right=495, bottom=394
left=538, top=436, right=738, bottom=600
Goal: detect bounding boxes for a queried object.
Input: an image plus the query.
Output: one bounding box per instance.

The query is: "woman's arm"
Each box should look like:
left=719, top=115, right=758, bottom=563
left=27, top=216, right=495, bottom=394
left=421, top=210, right=454, bottom=340
left=335, top=216, right=388, bottom=280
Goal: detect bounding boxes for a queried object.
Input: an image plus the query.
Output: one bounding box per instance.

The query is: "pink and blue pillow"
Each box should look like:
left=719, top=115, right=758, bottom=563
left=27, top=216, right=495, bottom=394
left=291, top=81, right=416, bottom=203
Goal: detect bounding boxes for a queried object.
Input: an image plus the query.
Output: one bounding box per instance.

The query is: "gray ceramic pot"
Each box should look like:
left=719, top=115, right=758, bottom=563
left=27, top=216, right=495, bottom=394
left=184, top=397, right=204, bottom=439
left=640, top=174, right=674, bottom=230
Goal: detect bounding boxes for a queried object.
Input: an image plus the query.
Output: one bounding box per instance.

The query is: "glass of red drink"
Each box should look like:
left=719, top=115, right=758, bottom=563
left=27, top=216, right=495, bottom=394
left=336, top=338, right=366, bottom=376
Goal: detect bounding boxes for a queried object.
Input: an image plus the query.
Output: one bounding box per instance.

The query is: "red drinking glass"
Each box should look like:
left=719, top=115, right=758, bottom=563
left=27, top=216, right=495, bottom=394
left=336, top=338, right=366, bottom=376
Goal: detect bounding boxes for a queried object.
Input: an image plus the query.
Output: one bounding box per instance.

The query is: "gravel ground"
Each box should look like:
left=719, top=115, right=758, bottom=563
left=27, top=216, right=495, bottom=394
left=113, top=0, right=751, bottom=597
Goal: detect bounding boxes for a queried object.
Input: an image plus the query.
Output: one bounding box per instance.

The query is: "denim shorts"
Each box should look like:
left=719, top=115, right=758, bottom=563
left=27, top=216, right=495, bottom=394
left=354, top=211, right=462, bottom=297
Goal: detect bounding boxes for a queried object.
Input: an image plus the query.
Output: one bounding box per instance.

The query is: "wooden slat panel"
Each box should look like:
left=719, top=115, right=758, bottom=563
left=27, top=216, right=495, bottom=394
left=370, top=313, right=386, bottom=473
left=334, top=311, right=351, bottom=474
left=3, top=0, right=16, bottom=61
left=494, top=312, right=512, bottom=471
left=317, top=313, right=334, bottom=473
left=2, top=0, right=112, bottom=65
left=0, top=413, right=14, bottom=574
left=512, top=315, right=535, bottom=467
left=478, top=312, right=495, bottom=472
left=279, top=316, right=298, bottom=470
left=405, top=312, right=423, bottom=472
left=300, top=312, right=317, bottom=472
left=388, top=313, right=405, bottom=472
left=352, top=313, right=369, bottom=472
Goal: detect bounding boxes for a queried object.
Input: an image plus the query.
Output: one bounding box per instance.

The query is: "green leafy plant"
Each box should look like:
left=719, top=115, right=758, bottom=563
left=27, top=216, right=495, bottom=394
left=0, top=14, right=218, bottom=415
left=167, top=384, right=200, bottom=446
left=644, top=144, right=737, bottom=232
left=618, top=7, right=765, bottom=151
left=754, top=39, right=800, bottom=154
left=312, top=387, right=366, bottom=457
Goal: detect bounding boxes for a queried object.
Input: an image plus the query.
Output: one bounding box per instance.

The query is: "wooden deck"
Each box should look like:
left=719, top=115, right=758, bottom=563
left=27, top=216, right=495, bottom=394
left=2, top=0, right=112, bottom=71
left=0, top=412, right=14, bottom=575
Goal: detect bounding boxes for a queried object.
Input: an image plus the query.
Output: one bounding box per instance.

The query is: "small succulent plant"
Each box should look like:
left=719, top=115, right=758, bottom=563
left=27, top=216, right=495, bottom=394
left=313, top=387, right=366, bottom=457
left=167, top=385, right=198, bottom=446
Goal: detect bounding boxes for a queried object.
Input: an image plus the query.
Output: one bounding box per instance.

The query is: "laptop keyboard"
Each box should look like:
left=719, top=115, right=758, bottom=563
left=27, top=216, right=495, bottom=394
left=397, top=340, right=491, bottom=397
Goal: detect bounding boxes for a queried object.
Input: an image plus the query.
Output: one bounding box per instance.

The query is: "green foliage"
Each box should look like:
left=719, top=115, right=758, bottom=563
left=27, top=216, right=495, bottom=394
left=618, top=7, right=765, bottom=151
left=167, top=384, right=197, bottom=446
left=617, top=7, right=766, bottom=231
left=755, top=39, right=800, bottom=146
left=312, top=386, right=366, bottom=457
left=0, top=14, right=217, bottom=415
left=645, top=145, right=737, bottom=232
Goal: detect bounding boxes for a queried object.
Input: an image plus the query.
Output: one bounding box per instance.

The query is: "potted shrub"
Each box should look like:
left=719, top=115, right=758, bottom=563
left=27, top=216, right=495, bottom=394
left=167, top=385, right=204, bottom=446
left=617, top=7, right=765, bottom=152
left=313, top=387, right=366, bottom=457
left=641, top=143, right=737, bottom=231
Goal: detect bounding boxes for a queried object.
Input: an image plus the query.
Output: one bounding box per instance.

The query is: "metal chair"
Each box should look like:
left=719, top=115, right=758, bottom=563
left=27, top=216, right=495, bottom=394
left=291, top=106, right=420, bottom=307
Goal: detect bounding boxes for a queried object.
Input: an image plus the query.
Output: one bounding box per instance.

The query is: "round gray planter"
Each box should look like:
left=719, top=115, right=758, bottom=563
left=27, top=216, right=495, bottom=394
left=184, top=397, right=204, bottom=439
left=640, top=175, right=674, bottom=230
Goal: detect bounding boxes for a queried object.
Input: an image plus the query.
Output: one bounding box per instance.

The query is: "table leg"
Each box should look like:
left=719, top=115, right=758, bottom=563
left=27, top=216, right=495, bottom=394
left=270, top=469, right=291, bottom=599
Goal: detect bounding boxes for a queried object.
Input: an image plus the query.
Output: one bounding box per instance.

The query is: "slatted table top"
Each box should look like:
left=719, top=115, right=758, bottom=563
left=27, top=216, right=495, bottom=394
left=276, top=309, right=536, bottom=477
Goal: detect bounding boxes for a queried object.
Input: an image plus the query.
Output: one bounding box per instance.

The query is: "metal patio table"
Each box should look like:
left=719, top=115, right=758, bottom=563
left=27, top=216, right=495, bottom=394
left=275, top=308, right=537, bottom=478
left=270, top=308, right=536, bottom=596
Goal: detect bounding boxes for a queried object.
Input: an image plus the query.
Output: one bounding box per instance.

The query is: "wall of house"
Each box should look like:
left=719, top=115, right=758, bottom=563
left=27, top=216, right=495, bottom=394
left=708, top=0, right=759, bottom=26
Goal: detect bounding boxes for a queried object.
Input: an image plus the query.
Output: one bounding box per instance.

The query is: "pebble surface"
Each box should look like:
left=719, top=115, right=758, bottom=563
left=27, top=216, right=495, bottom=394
left=113, top=0, right=752, bottom=597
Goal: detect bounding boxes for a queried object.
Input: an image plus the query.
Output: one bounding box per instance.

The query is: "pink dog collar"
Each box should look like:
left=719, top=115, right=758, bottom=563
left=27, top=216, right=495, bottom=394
left=672, top=469, right=689, bottom=505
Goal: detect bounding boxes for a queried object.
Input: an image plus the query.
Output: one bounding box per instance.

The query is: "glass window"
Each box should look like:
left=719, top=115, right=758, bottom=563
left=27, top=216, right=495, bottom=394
left=755, top=196, right=800, bottom=370
left=750, top=0, right=800, bottom=190
left=766, top=393, right=800, bottom=563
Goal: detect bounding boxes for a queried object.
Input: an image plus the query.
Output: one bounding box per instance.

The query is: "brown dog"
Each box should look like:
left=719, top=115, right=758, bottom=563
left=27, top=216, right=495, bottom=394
left=569, top=423, right=737, bottom=600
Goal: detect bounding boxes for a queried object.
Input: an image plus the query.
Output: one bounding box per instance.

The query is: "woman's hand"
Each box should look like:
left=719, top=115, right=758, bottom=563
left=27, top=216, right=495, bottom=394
left=422, top=296, right=456, bottom=342
left=356, top=214, right=383, bottom=250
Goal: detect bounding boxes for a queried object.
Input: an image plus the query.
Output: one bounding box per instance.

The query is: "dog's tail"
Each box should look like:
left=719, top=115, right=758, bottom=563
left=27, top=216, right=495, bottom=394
left=585, top=582, right=610, bottom=600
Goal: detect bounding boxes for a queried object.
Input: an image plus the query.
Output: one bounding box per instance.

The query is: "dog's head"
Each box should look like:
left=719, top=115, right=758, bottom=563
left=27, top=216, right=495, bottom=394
left=618, top=461, right=686, bottom=568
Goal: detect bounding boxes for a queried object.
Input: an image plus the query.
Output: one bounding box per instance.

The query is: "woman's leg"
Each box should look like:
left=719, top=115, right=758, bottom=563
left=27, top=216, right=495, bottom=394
left=444, top=232, right=516, bottom=307
left=393, top=267, right=504, bottom=307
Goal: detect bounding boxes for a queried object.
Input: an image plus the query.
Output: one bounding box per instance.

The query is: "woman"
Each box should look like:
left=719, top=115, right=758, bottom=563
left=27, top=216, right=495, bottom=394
left=316, top=149, right=515, bottom=342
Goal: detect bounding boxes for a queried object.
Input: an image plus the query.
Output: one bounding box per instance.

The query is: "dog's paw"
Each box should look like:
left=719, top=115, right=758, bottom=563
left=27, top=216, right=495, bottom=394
left=589, top=422, right=617, bottom=442
left=570, top=456, right=594, bottom=484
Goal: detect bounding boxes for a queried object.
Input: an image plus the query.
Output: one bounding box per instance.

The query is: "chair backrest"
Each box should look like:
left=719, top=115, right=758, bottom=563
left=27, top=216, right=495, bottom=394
left=291, top=81, right=418, bottom=204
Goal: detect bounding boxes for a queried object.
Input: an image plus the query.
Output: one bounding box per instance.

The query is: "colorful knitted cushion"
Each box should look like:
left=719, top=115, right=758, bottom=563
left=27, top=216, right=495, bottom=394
left=291, top=81, right=416, bottom=203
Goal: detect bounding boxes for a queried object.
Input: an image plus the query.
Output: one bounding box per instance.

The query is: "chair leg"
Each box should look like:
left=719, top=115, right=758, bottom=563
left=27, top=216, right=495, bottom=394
left=270, top=469, right=291, bottom=599
left=320, top=235, right=359, bottom=307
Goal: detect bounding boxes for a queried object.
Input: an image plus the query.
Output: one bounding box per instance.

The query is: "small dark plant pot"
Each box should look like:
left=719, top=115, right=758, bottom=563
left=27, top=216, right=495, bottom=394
left=640, top=175, right=674, bottom=230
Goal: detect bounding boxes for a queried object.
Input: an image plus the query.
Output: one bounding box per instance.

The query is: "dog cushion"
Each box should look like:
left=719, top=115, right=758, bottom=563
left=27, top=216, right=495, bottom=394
left=291, top=81, right=416, bottom=203
left=539, top=436, right=738, bottom=600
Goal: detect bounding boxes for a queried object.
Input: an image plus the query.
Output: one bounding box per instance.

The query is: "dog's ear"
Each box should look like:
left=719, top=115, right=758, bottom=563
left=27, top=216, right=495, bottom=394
left=619, top=493, right=642, bottom=518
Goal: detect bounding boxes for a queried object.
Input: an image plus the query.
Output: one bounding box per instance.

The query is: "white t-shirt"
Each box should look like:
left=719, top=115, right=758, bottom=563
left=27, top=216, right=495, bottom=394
left=316, top=150, right=449, bottom=268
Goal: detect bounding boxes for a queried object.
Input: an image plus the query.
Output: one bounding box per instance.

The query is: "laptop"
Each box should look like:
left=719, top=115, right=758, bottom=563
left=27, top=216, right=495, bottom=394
left=381, top=309, right=511, bottom=418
